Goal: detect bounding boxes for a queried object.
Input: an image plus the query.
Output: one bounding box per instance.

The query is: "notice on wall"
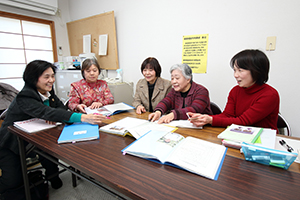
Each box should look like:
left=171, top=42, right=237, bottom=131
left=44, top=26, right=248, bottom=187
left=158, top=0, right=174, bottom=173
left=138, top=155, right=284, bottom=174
left=182, top=34, right=209, bottom=73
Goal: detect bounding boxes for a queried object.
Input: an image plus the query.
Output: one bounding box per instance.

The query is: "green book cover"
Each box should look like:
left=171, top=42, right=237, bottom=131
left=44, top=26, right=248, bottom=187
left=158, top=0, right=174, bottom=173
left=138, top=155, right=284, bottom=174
left=217, top=124, right=263, bottom=143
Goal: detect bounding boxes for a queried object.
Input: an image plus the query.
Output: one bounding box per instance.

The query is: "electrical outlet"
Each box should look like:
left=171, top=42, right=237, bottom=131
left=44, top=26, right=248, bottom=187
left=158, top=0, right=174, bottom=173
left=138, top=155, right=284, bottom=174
left=266, top=36, right=276, bottom=51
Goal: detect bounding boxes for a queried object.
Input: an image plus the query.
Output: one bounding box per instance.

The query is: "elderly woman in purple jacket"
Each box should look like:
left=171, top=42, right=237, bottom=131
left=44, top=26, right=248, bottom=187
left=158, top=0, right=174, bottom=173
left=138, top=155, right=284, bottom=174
left=148, top=63, right=212, bottom=123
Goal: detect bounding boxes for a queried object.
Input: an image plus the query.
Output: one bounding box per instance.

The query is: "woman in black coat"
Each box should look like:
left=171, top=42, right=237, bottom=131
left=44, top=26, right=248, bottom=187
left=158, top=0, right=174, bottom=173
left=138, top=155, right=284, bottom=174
left=0, top=60, right=106, bottom=196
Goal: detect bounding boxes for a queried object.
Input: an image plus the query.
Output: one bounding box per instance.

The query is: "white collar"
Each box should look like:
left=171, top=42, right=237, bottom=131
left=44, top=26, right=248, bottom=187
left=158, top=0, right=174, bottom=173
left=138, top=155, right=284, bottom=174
left=38, top=91, right=51, bottom=102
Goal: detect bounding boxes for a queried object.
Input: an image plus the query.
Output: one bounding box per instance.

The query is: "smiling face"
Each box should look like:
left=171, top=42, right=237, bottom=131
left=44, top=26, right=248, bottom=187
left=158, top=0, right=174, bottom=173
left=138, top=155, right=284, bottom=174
left=171, top=69, right=191, bottom=92
left=84, top=64, right=100, bottom=83
left=233, top=64, right=255, bottom=88
left=36, top=67, right=55, bottom=95
left=143, top=64, right=157, bottom=84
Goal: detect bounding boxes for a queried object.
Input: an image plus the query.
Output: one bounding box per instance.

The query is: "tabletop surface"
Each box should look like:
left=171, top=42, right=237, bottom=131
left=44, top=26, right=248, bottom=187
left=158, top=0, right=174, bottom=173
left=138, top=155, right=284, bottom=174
left=9, top=111, right=300, bottom=200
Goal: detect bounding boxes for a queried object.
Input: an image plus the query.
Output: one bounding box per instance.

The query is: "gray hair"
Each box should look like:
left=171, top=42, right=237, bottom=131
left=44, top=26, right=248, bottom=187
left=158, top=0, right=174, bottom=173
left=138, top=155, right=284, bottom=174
left=170, top=64, right=193, bottom=80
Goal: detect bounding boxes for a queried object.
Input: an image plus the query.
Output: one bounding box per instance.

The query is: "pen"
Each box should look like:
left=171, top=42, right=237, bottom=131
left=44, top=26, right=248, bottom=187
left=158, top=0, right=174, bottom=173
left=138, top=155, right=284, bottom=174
left=279, top=139, right=294, bottom=152
left=186, top=113, right=191, bottom=120
left=186, top=113, right=197, bottom=120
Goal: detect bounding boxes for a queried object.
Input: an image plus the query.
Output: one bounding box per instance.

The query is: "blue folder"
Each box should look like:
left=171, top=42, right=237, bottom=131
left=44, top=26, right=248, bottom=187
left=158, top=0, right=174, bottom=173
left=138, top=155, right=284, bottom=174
left=57, top=123, right=99, bottom=144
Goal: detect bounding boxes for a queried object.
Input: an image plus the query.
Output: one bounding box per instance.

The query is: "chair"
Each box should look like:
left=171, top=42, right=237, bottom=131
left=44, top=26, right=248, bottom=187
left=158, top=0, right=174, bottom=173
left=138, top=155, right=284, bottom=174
left=0, top=82, right=19, bottom=121
left=210, top=102, right=222, bottom=115
left=64, top=98, right=70, bottom=107
left=277, top=113, right=291, bottom=136
left=0, top=108, right=8, bottom=120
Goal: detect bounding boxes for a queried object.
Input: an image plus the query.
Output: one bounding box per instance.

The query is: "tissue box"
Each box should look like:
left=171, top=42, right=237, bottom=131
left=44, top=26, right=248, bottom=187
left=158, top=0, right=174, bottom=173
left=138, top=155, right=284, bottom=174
left=241, top=142, right=298, bottom=169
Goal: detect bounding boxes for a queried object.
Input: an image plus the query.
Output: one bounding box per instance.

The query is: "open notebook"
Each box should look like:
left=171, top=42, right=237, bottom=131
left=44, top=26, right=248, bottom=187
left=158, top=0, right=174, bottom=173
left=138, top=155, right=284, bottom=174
left=85, top=102, right=134, bottom=116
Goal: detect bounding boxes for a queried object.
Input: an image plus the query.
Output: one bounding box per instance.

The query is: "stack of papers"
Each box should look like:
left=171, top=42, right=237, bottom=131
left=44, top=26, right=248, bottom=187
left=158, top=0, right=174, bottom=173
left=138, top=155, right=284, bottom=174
left=14, top=118, right=61, bottom=133
left=218, top=124, right=263, bottom=144
left=222, top=128, right=276, bottom=149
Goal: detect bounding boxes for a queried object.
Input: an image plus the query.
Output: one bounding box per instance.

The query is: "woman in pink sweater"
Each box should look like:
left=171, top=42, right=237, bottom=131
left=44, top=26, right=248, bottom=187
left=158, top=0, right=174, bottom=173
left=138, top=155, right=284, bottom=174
left=68, top=58, right=114, bottom=113
left=188, top=49, right=279, bottom=130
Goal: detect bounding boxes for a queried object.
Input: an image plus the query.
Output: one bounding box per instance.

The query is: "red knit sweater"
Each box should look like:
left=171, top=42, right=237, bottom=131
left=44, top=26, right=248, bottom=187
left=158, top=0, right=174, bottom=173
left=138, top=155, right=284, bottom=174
left=212, top=83, right=279, bottom=130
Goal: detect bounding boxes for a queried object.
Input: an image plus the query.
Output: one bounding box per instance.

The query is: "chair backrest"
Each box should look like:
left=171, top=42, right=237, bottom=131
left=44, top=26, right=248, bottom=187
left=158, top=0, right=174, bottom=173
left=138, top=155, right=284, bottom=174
left=277, top=113, right=291, bottom=136
left=210, top=102, right=222, bottom=115
left=0, top=108, right=8, bottom=120
left=64, top=98, right=70, bottom=106
left=0, top=82, right=19, bottom=120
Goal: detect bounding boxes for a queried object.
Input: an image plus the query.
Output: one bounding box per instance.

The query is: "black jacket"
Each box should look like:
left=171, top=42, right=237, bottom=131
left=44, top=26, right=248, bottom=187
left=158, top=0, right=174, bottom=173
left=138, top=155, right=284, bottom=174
left=0, top=84, right=73, bottom=155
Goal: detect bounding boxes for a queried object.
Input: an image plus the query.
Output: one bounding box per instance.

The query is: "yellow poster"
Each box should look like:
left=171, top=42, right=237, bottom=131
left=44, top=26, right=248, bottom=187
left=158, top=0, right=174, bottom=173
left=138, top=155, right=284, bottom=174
left=182, top=34, right=209, bottom=73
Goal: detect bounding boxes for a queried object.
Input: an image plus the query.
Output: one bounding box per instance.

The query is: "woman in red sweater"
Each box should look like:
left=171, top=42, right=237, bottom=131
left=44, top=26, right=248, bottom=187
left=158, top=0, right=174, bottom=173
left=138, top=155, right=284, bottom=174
left=188, top=49, right=279, bottom=130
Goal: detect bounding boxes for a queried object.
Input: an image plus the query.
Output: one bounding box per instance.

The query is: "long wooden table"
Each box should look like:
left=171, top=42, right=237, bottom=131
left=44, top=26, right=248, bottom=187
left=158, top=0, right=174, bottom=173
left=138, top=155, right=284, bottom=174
left=9, top=111, right=300, bottom=199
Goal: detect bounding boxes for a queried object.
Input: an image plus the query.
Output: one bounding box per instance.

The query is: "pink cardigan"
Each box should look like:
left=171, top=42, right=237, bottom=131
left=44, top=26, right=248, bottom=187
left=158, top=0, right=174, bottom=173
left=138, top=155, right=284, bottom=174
left=68, top=79, right=114, bottom=111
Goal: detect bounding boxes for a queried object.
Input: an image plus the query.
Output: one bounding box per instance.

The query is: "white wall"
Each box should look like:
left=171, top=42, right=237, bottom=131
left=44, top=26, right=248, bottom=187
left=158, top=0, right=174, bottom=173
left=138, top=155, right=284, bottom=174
left=1, top=0, right=300, bottom=137
left=66, top=0, right=300, bottom=137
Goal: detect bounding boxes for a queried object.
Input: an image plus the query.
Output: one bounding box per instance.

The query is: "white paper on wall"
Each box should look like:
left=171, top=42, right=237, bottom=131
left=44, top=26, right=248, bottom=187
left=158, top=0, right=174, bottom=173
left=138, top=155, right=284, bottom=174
left=83, top=34, right=91, bottom=53
left=99, top=34, right=108, bottom=55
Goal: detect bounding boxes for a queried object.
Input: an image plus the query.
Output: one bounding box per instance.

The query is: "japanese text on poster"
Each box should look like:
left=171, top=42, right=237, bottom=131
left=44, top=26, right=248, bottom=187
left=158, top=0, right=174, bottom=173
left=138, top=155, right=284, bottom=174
left=182, top=34, right=209, bottom=73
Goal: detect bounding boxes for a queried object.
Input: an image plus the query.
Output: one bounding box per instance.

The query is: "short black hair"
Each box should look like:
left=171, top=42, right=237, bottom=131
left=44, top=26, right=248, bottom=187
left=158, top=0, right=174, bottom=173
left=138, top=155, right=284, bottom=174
left=141, top=57, right=162, bottom=77
left=23, top=60, right=56, bottom=89
left=81, top=58, right=101, bottom=79
left=230, top=49, right=269, bottom=85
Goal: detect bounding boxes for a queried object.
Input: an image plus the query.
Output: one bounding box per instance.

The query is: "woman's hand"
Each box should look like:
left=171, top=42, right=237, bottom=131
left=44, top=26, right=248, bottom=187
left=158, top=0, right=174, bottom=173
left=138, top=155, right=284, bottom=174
left=81, top=113, right=107, bottom=125
left=76, top=104, right=87, bottom=113
left=157, top=112, right=174, bottom=124
left=45, top=120, right=56, bottom=125
left=148, top=111, right=162, bottom=122
left=136, top=105, right=146, bottom=114
left=89, top=102, right=103, bottom=109
left=187, top=112, right=212, bottom=127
